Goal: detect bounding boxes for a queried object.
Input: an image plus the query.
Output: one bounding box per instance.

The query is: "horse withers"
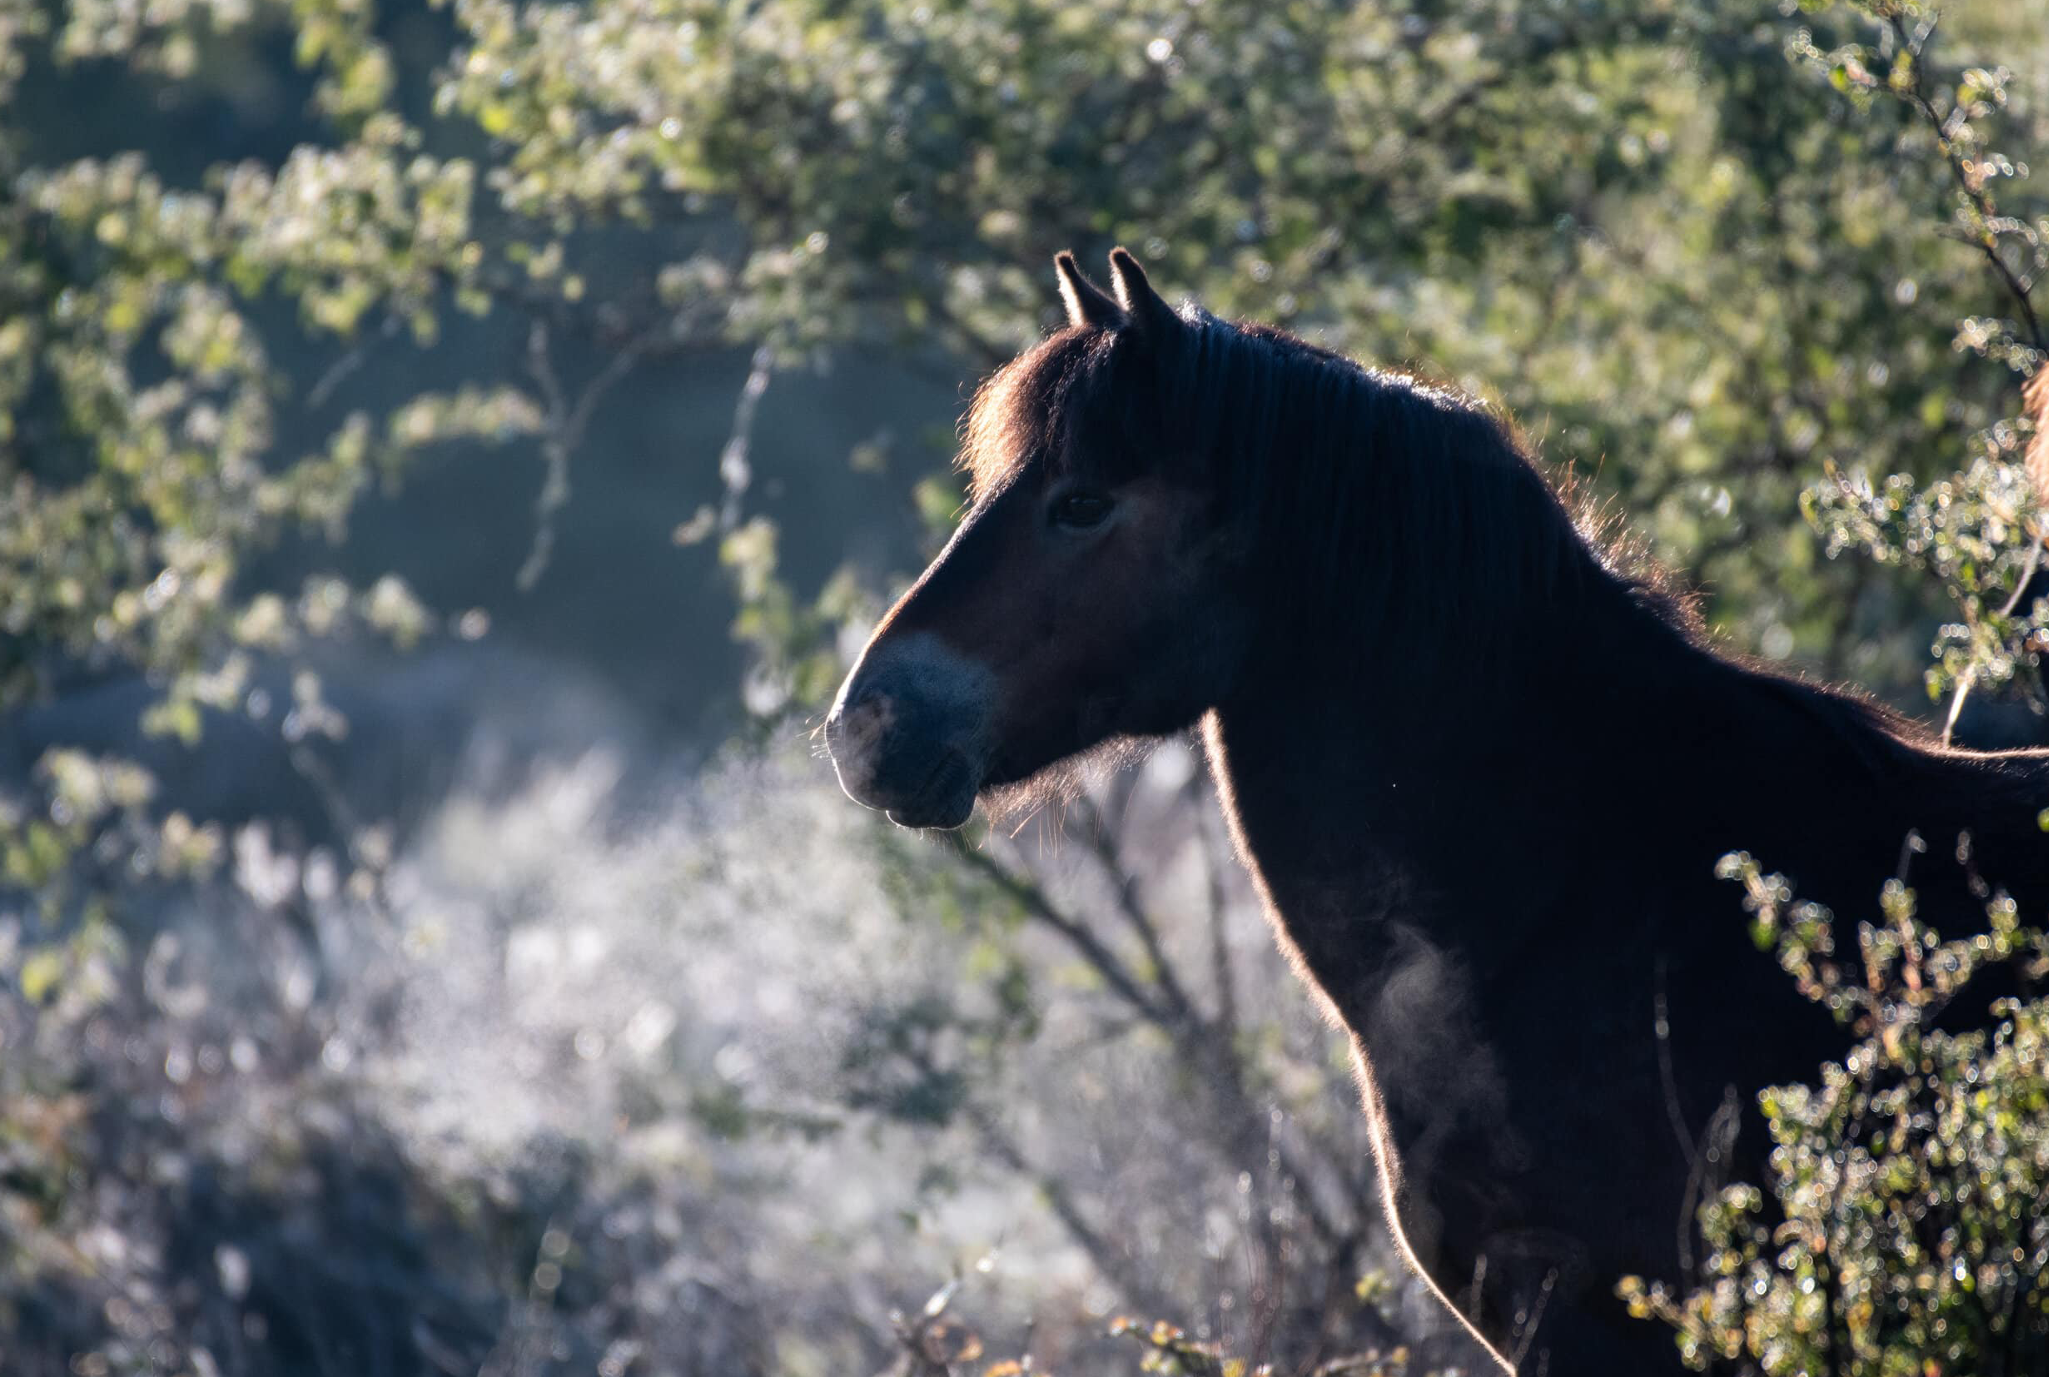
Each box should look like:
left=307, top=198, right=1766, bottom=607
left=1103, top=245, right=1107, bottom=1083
left=825, top=249, right=2049, bottom=1373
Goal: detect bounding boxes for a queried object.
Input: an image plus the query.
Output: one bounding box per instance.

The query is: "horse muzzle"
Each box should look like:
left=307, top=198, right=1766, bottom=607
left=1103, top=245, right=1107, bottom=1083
left=826, top=635, right=992, bottom=830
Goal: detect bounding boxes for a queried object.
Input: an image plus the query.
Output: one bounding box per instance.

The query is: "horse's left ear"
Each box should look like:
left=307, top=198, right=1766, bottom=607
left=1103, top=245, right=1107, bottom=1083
left=1107, top=247, right=1180, bottom=336
left=1054, top=250, right=1124, bottom=329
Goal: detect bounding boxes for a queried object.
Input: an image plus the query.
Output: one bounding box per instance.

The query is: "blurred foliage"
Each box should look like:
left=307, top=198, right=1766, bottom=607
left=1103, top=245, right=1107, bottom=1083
left=3, top=0, right=2049, bottom=1371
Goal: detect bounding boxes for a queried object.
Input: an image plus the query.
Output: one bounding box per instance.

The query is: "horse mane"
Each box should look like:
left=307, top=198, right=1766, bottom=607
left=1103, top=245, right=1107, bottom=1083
left=961, top=312, right=1694, bottom=638
left=958, top=306, right=1952, bottom=766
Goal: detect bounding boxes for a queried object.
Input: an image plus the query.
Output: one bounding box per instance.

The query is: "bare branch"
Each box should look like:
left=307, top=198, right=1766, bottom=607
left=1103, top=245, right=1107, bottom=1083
left=957, top=838, right=1353, bottom=1251
left=956, top=842, right=1172, bottom=1027
left=516, top=320, right=654, bottom=591
left=716, top=346, right=775, bottom=534
left=1067, top=793, right=1199, bottom=1024
left=1188, top=773, right=1241, bottom=1040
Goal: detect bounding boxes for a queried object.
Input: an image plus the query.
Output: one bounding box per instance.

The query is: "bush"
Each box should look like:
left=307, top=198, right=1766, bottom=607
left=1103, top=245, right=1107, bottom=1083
left=1622, top=859, right=2049, bottom=1376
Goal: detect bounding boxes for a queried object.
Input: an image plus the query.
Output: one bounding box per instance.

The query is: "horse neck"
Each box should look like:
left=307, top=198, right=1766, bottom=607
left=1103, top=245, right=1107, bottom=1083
left=1201, top=568, right=2049, bottom=1024
left=1198, top=570, right=1617, bottom=1020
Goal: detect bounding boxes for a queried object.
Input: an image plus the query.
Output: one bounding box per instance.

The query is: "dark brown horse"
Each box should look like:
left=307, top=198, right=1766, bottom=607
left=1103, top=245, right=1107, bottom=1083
left=824, top=250, right=2049, bottom=1372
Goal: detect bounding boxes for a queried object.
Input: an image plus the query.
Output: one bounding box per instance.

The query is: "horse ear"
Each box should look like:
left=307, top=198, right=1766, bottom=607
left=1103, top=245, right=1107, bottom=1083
left=1054, top=251, right=1123, bottom=330
left=1107, top=247, right=1179, bottom=336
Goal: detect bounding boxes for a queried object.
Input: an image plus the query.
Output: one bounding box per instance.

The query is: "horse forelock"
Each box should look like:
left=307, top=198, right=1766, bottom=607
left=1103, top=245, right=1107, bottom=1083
left=958, top=326, right=1113, bottom=503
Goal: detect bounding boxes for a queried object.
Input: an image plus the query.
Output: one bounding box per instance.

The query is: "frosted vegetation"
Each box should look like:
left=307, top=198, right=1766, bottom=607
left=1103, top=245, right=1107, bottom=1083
left=7, top=710, right=1428, bottom=1372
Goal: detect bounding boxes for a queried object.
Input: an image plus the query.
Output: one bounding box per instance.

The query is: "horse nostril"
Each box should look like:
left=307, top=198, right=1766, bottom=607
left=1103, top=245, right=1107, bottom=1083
left=827, top=686, right=896, bottom=768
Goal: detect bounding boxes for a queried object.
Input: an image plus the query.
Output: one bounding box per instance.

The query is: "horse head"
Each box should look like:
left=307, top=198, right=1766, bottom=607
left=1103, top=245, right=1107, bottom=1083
left=824, top=251, right=1252, bottom=828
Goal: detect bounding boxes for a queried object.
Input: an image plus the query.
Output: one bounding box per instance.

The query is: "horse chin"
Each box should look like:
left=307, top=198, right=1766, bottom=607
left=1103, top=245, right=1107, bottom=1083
left=880, top=750, right=981, bottom=831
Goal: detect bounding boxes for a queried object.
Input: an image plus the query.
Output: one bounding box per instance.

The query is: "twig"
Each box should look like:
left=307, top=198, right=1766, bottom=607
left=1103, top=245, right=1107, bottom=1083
left=958, top=840, right=1351, bottom=1250
left=1507, top=1267, right=1559, bottom=1371
left=1886, top=12, right=2044, bottom=353
left=1999, top=534, right=2043, bottom=620
left=1818, top=1099, right=1870, bottom=1377
left=1651, top=959, right=1699, bottom=1283
left=306, top=331, right=375, bottom=410
left=956, top=844, right=1170, bottom=1026
left=1188, top=775, right=1241, bottom=1039
left=716, top=346, right=774, bottom=533
left=1941, top=667, right=1975, bottom=747
left=1068, top=794, right=1199, bottom=1023
left=516, top=320, right=653, bottom=591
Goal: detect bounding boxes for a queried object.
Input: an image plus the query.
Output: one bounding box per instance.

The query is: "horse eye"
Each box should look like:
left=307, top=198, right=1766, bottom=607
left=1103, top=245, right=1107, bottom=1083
left=1052, top=493, right=1113, bottom=528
